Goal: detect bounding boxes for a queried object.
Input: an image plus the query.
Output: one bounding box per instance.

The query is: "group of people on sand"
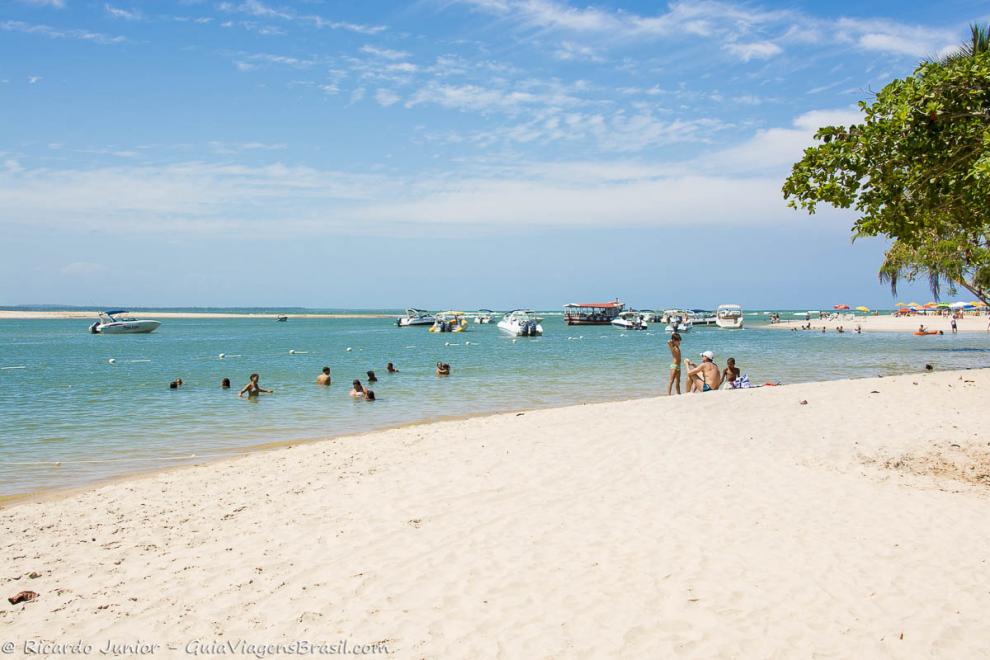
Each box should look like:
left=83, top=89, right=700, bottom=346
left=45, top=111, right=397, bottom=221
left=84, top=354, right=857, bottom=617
left=665, top=333, right=741, bottom=395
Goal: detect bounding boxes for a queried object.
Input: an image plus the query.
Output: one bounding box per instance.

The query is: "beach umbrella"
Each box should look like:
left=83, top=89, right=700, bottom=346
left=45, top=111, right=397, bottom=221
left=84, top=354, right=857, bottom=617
left=949, top=302, right=971, bottom=309
left=973, top=301, right=987, bottom=307
left=895, top=302, right=907, bottom=307
left=833, top=304, right=850, bottom=310
left=924, top=301, right=938, bottom=308
left=936, top=302, right=951, bottom=308
left=855, top=306, right=870, bottom=312
left=908, top=302, right=921, bottom=308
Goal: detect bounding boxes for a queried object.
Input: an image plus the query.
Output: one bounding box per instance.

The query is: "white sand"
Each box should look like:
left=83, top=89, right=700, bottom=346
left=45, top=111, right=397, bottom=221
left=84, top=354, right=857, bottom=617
left=770, top=313, right=990, bottom=333
left=3, top=370, right=990, bottom=657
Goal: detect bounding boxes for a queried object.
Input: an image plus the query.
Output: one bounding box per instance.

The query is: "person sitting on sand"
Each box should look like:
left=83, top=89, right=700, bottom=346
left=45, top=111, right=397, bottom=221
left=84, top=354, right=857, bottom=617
left=316, top=367, right=332, bottom=386
left=221, top=378, right=230, bottom=389
left=366, top=370, right=378, bottom=383
left=436, top=362, right=451, bottom=376
left=387, top=362, right=398, bottom=373
left=666, top=332, right=682, bottom=396
left=723, top=358, right=740, bottom=386
left=350, top=379, right=365, bottom=398
left=365, top=390, right=376, bottom=401
left=239, top=373, right=272, bottom=398
left=169, top=378, right=184, bottom=389
left=685, top=351, right=721, bottom=393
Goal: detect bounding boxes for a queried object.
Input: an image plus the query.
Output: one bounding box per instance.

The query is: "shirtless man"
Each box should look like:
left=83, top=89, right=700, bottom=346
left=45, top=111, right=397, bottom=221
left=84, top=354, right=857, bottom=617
left=239, top=373, right=273, bottom=398
left=666, top=332, right=682, bottom=395
left=685, top=351, right=721, bottom=393
left=316, top=367, right=332, bottom=385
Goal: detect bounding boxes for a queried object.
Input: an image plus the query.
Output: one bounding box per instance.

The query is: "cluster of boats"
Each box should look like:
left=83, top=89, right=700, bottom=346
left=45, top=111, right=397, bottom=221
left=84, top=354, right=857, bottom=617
left=396, top=301, right=744, bottom=336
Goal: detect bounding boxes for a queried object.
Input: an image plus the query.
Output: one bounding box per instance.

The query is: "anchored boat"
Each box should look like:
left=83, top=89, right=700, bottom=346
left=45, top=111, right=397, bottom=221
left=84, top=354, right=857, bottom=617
left=498, top=310, right=544, bottom=336
left=563, top=300, right=623, bottom=325
left=89, top=310, right=161, bottom=334
left=716, top=304, right=745, bottom=329
left=397, top=308, right=436, bottom=327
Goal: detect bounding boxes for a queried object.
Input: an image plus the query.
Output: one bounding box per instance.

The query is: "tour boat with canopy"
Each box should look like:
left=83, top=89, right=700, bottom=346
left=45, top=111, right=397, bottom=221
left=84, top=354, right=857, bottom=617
left=563, top=300, right=624, bottom=325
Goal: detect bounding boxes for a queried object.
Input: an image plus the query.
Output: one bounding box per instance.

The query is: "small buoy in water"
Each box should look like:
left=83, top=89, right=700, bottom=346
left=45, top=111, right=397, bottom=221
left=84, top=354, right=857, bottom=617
left=218, top=353, right=226, bottom=360
left=346, top=347, right=352, bottom=352
left=108, top=358, right=116, bottom=364
left=289, top=349, right=296, bottom=355
left=444, top=341, right=450, bottom=346
left=512, top=339, right=517, bottom=344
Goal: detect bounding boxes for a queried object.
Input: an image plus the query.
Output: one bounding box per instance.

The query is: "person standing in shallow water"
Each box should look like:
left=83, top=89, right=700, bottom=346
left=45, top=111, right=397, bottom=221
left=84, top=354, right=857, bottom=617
left=667, top=332, right=682, bottom=395
left=316, top=367, right=332, bottom=385
left=239, top=373, right=272, bottom=398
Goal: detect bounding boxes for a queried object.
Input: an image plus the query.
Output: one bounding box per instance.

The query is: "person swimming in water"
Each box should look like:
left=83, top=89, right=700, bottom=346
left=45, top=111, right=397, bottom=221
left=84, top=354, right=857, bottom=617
left=436, top=362, right=451, bottom=376
left=666, top=332, right=682, bottom=395
left=221, top=378, right=230, bottom=389
left=169, top=378, right=184, bottom=389
left=386, top=362, right=398, bottom=373
left=366, top=370, right=378, bottom=383
left=365, top=390, right=376, bottom=401
left=316, top=367, right=332, bottom=386
left=238, top=373, right=272, bottom=398
left=350, top=379, right=365, bottom=398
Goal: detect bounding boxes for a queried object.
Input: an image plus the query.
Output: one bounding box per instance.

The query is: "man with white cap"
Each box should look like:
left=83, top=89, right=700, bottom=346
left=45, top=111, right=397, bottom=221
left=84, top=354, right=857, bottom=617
left=684, top=350, right=721, bottom=393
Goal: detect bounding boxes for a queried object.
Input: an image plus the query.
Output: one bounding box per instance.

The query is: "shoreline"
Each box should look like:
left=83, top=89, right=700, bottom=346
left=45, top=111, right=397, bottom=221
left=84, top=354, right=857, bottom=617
left=4, top=368, right=990, bottom=654
left=0, top=310, right=396, bottom=320
left=768, top=314, right=990, bottom=333
left=2, top=366, right=985, bottom=505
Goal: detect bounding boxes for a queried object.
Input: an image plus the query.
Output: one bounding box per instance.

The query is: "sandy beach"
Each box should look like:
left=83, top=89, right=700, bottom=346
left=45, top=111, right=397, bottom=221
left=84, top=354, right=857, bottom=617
left=3, top=369, right=990, bottom=656
left=0, top=310, right=395, bottom=320
left=770, top=313, right=990, bottom=334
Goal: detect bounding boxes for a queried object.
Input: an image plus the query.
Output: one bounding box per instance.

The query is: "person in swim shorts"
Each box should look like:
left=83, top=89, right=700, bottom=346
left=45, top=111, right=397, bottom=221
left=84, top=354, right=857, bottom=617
left=666, top=332, right=682, bottom=395
left=685, top=351, right=721, bottom=393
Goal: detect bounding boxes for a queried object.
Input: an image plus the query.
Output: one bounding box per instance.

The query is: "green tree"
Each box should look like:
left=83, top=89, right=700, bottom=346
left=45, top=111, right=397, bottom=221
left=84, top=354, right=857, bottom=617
left=782, top=25, right=990, bottom=304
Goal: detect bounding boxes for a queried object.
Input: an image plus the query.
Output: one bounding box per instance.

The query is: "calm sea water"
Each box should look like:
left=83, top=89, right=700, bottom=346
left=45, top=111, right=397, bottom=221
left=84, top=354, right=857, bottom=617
left=2, top=311, right=989, bottom=496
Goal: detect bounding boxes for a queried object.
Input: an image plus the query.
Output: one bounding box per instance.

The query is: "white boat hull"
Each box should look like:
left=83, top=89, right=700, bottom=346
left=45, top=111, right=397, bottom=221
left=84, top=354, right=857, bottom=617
left=611, top=319, right=648, bottom=330
left=716, top=318, right=744, bottom=329
left=498, top=320, right=543, bottom=336
left=97, top=320, right=161, bottom=334
left=398, top=317, right=435, bottom=327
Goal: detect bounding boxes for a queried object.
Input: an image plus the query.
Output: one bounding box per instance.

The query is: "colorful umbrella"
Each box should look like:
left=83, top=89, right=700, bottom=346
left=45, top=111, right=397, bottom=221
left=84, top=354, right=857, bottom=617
left=855, top=306, right=870, bottom=312
left=833, top=304, right=850, bottom=310
left=908, top=302, right=921, bottom=308
left=973, top=301, right=988, bottom=307
left=924, top=302, right=938, bottom=308
left=895, top=302, right=906, bottom=306
left=949, top=302, right=971, bottom=309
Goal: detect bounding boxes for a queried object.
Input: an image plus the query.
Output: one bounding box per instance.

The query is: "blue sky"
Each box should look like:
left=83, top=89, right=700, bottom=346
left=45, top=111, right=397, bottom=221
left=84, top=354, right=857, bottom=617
left=1, top=0, right=986, bottom=309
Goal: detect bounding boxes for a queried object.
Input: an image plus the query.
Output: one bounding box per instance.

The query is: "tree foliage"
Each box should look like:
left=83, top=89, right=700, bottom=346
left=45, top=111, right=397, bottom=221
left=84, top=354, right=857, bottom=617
left=782, top=27, right=990, bottom=303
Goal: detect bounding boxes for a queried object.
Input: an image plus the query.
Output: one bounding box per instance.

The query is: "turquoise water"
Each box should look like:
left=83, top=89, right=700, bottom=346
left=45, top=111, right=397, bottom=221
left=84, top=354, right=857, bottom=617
left=2, top=312, right=989, bottom=496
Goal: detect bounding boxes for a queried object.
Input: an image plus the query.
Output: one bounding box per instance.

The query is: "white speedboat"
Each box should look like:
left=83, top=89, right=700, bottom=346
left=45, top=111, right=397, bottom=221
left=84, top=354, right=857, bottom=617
left=611, top=311, right=648, bottom=330
left=276, top=314, right=288, bottom=322
left=89, top=310, right=161, bottom=334
left=716, top=304, right=745, bottom=329
left=660, top=309, right=691, bottom=333
left=497, top=309, right=544, bottom=336
left=474, top=309, right=495, bottom=324
left=396, top=308, right=436, bottom=327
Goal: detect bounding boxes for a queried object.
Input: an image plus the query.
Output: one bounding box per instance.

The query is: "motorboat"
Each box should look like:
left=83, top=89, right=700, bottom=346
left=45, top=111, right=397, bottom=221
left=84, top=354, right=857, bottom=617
left=396, top=308, right=436, bottom=327
left=716, top=304, right=745, bottom=329
left=497, top=309, right=544, bottom=336
left=637, top=310, right=660, bottom=323
left=611, top=311, right=648, bottom=330
left=429, top=311, right=469, bottom=333
left=89, top=310, right=161, bottom=334
left=275, top=314, right=288, bottom=322
left=563, top=300, right=623, bottom=325
left=474, top=309, right=495, bottom=324
left=661, top=309, right=692, bottom=333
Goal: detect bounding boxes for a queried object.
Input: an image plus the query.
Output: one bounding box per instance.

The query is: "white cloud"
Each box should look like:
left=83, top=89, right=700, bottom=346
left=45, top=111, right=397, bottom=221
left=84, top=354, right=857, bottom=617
left=17, top=0, right=65, bottom=7
left=553, top=41, right=604, bottom=62
left=27, top=75, right=42, bottom=84
left=725, top=41, right=782, bottom=61
left=0, top=20, right=126, bottom=44
left=360, top=45, right=410, bottom=60
left=104, top=4, right=141, bottom=20
left=374, top=88, right=401, bottom=107
left=0, top=110, right=857, bottom=236
left=835, top=18, right=958, bottom=58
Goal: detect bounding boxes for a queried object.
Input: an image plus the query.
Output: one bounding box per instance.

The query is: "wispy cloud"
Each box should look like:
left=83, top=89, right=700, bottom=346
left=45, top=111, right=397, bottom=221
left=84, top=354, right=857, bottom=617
left=16, top=0, right=65, bottom=7
left=0, top=20, right=126, bottom=44
left=360, top=45, right=410, bottom=60
left=104, top=4, right=141, bottom=20
left=725, top=41, right=781, bottom=62
left=218, top=1, right=386, bottom=35
left=374, top=88, right=401, bottom=107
